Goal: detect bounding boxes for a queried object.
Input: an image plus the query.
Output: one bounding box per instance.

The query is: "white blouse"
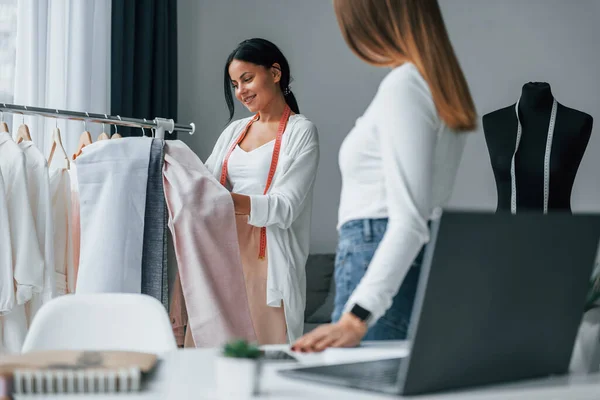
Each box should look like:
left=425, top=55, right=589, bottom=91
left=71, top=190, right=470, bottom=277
left=338, top=63, right=467, bottom=325
left=227, top=141, right=275, bottom=195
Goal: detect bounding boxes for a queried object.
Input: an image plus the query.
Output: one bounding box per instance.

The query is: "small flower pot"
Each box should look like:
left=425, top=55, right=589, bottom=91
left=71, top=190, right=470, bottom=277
left=215, top=355, right=263, bottom=398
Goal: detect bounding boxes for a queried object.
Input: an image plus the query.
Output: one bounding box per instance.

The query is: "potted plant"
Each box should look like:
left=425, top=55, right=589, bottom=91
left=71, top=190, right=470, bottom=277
left=215, top=339, right=263, bottom=397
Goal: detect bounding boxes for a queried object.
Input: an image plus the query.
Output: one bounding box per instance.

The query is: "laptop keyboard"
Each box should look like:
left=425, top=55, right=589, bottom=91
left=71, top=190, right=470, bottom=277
left=292, top=358, right=403, bottom=386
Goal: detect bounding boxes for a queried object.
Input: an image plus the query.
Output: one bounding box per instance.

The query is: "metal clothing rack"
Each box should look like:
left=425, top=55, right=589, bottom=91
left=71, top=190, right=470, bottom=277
left=0, top=103, right=196, bottom=139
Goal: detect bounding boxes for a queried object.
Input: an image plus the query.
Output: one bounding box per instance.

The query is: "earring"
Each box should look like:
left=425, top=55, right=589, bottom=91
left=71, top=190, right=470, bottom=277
left=283, top=86, right=291, bottom=96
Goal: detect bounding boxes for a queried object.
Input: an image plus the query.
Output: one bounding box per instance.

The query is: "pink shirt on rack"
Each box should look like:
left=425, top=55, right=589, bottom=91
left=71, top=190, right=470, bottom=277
left=163, top=140, right=256, bottom=346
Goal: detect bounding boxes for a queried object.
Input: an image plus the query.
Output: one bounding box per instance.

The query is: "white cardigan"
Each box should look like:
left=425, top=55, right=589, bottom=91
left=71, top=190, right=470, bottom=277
left=206, top=114, right=319, bottom=343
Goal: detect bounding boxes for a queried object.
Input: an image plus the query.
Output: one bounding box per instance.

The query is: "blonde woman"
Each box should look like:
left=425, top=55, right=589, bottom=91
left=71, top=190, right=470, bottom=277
left=293, top=0, right=476, bottom=352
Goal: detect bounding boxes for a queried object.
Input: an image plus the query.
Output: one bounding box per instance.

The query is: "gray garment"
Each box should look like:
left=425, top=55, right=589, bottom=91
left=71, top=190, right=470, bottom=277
left=141, top=139, right=168, bottom=309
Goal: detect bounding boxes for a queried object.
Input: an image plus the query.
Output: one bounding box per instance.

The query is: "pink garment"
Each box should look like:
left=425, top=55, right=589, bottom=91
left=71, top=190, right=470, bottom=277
left=163, top=140, right=256, bottom=347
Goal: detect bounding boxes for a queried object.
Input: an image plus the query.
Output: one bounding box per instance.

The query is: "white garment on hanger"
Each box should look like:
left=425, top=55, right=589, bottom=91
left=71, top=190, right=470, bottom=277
left=0, top=133, right=44, bottom=355
left=1, top=304, right=28, bottom=354
left=0, top=169, right=14, bottom=315
left=0, top=133, right=44, bottom=304
left=75, top=138, right=151, bottom=294
left=19, top=141, right=55, bottom=311
left=49, top=168, right=74, bottom=295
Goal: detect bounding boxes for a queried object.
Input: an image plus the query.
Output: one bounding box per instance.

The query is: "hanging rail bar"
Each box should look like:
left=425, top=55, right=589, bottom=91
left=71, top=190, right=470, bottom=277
left=0, top=103, right=195, bottom=135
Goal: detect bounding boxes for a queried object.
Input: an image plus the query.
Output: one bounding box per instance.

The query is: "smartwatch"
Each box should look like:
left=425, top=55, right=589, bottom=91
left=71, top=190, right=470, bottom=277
left=350, top=304, right=372, bottom=323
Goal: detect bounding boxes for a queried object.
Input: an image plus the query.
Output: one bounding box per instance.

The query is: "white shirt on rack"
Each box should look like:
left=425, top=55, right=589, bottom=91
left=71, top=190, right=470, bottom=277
left=0, top=133, right=45, bottom=354
left=0, top=169, right=13, bottom=315
left=19, top=141, right=55, bottom=311
left=0, top=133, right=44, bottom=305
left=75, top=138, right=151, bottom=294
left=338, top=63, right=467, bottom=324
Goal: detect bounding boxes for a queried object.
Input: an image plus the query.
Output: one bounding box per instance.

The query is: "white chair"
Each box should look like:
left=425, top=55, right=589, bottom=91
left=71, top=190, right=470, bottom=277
left=22, top=293, right=177, bottom=354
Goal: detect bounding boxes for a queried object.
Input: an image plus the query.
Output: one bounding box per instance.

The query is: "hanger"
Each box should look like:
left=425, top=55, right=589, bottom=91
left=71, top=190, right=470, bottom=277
left=97, top=115, right=110, bottom=140
left=47, top=112, right=70, bottom=169
left=0, top=107, right=9, bottom=133
left=72, top=113, right=92, bottom=160
left=111, top=116, right=122, bottom=139
left=15, top=109, right=32, bottom=144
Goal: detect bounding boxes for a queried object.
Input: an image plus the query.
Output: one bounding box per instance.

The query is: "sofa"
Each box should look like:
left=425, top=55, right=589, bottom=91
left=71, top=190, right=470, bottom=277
left=303, top=254, right=336, bottom=334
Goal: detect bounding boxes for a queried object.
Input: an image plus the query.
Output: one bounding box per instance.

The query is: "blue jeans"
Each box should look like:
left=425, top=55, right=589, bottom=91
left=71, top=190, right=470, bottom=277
left=331, top=219, right=424, bottom=340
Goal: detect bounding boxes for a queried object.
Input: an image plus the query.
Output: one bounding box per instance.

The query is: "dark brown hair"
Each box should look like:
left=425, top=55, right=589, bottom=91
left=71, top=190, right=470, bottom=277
left=224, top=38, right=299, bottom=123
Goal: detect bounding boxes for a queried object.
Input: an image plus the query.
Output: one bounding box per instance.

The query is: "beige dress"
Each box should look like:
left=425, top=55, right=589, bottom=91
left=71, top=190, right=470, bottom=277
left=236, top=214, right=287, bottom=344
left=228, top=143, right=287, bottom=345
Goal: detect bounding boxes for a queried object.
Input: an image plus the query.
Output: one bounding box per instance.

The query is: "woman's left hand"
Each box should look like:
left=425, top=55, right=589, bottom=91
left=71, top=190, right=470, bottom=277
left=291, top=313, right=368, bottom=353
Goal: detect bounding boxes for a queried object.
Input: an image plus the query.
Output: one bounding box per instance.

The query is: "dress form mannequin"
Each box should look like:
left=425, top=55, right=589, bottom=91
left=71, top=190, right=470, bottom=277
left=483, top=82, right=593, bottom=213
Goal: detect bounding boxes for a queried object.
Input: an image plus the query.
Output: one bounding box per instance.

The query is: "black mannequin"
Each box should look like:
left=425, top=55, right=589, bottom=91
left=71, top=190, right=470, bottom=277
left=483, top=82, right=593, bottom=213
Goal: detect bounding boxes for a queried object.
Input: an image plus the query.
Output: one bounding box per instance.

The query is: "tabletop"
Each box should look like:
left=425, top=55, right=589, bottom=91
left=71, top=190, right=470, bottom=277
left=14, top=341, right=600, bottom=399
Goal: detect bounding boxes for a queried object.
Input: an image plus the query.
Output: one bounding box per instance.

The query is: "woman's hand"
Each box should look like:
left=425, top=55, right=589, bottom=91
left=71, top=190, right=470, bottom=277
left=231, top=193, right=251, bottom=215
left=291, top=312, right=368, bottom=353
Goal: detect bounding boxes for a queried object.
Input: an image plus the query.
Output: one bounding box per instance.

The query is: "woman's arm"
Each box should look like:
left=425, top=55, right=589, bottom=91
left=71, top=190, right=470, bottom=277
left=343, top=72, right=437, bottom=325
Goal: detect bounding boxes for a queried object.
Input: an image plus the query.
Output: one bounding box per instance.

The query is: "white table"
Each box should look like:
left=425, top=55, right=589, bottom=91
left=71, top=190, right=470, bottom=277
left=15, top=342, right=600, bottom=399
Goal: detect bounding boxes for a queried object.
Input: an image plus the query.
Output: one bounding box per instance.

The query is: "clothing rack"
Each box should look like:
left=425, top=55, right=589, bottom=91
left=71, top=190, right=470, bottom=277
left=0, top=103, right=196, bottom=139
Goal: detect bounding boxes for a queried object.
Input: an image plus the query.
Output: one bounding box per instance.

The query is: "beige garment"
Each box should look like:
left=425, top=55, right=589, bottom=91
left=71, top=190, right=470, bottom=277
left=49, top=168, right=74, bottom=294
left=236, top=215, right=287, bottom=345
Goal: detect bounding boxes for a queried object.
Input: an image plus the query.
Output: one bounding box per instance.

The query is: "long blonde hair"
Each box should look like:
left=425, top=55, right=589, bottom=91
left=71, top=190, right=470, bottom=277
left=333, top=0, right=476, bottom=132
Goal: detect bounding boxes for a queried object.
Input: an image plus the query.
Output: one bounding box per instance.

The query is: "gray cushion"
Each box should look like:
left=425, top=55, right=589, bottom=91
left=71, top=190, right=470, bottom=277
left=306, top=272, right=336, bottom=323
left=304, top=254, right=335, bottom=321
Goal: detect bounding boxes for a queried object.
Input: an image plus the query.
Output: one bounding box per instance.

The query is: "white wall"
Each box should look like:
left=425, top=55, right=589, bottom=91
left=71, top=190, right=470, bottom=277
left=178, top=0, right=600, bottom=254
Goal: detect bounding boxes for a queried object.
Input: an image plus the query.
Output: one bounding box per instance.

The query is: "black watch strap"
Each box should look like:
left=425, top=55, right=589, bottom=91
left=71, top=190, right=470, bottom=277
left=350, top=304, right=372, bottom=322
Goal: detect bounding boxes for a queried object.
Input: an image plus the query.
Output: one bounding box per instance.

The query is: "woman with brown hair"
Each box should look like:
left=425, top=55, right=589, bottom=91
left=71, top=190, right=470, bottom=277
left=292, top=0, right=476, bottom=352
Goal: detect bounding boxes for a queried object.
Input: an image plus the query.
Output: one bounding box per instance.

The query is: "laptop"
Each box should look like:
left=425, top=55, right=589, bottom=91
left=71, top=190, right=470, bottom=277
left=280, top=211, right=600, bottom=396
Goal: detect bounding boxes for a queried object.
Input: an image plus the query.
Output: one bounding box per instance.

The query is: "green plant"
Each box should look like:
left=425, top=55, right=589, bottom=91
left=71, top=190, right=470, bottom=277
left=222, top=339, right=262, bottom=359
